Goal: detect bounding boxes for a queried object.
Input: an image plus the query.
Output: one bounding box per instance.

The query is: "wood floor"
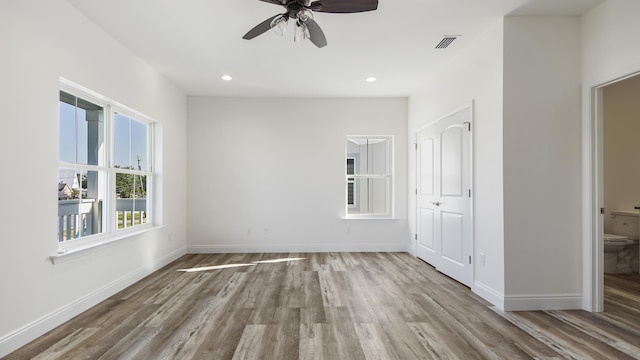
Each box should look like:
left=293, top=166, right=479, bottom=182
left=6, top=253, right=640, bottom=359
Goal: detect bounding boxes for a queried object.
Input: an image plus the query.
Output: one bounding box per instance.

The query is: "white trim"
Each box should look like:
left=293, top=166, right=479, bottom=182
left=585, top=70, right=640, bottom=312
left=57, top=79, right=158, bottom=253
left=473, top=281, right=505, bottom=310
left=413, top=101, right=474, bottom=288
left=60, top=78, right=154, bottom=124
left=341, top=216, right=398, bottom=220
left=345, top=135, right=394, bottom=218
left=51, top=225, right=163, bottom=264
left=503, top=293, right=583, bottom=311
left=187, top=243, right=407, bottom=254
left=0, top=246, right=186, bottom=358
left=414, top=102, right=474, bottom=134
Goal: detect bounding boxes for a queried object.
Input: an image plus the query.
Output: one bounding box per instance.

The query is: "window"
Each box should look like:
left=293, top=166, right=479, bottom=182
left=57, top=82, right=154, bottom=252
left=114, top=113, right=150, bottom=229
left=345, top=136, right=393, bottom=218
left=58, top=92, right=106, bottom=241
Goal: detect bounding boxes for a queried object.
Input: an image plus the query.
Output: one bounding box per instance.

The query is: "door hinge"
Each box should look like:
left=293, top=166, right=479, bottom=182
left=600, top=207, right=605, bottom=214
left=415, top=188, right=418, bottom=195
left=469, top=189, right=471, bottom=198
left=464, top=122, right=471, bottom=131
left=415, top=234, right=418, bottom=240
left=469, top=256, right=472, bottom=264
left=414, top=143, right=418, bottom=150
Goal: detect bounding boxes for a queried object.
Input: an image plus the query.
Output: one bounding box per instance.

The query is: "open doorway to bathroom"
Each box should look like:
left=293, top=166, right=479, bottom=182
left=592, top=72, right=640, bottom=312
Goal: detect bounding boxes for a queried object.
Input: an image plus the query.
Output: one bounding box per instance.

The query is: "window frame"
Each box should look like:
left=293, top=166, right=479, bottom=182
left=346, top=157, right=357, bottom=208
left=56, top=79, right=157, bottom=260
left=344, top=135, right=394, bottom=219
left=110, top=108, right=154, bottom=232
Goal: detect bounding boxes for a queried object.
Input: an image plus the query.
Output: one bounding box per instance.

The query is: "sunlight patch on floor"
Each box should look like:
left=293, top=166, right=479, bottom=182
left=177, top=257, right=307, bottom=272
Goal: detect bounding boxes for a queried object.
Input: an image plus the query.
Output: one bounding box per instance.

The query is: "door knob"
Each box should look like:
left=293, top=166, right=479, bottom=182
left=432, top=201, right=442, bottom=206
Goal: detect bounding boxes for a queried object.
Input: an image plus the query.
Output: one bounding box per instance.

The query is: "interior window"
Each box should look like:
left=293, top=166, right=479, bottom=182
left=345, top=136, right=393, bottom=217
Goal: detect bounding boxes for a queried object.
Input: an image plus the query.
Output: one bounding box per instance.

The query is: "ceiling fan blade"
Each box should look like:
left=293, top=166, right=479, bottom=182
left=305, top=19, right=327, bottom=48
left=314, top=0, right=378, bottom=13
left=243, top=14, right=281, bottom=40
left=308, top=1, right=323, bottom=11
left=258, top=0, right=286, bottom=6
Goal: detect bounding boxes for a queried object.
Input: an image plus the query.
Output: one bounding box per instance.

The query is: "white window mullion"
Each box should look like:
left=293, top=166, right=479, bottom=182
left=107, top=105, right=116, bottom=234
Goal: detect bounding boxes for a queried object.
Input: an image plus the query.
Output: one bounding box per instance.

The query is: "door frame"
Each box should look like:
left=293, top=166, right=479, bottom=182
left=586, top=71, right=640, bottom=312
left=415, top=101, right=475, bottom=286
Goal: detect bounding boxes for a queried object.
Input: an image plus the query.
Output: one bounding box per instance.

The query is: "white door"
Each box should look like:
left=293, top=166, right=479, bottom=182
left=416, top=105, right=472, bottom=287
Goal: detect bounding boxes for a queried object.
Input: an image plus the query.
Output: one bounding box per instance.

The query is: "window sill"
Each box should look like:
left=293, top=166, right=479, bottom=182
left=51, top=225, right=164, bottom=265
left=341, top=216, right=398, bottom=221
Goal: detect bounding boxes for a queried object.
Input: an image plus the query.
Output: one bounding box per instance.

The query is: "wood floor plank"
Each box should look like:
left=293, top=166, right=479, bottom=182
left=498, top=309, right=637, bottom=359
left=354, top=322, right=399, bottom=360
left=31, top=328, right=100, bottom=360
left=300, top=271, right=326, bottom=324
left=133, top=271, right=248, bottom=359
left=231, top=325, right=268, bottom=360
left=96, top=326, right=161, bottom=360
left=8, top=253, right=640, bottom=360
left=256, top=308, right=300, bottom=360
left=190, top=307, right=253, bottom=360
left=299, top=323, right=324, bottom=360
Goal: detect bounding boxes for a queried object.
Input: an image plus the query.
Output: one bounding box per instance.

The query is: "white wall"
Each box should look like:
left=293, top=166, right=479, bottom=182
left=603, top=75, right=640, bottom=230
left=187, top=97, right=409, bottom=252
left=581, top=0, right=640, bottom=310
left=0, top=0, right=188, bottom=356
left=408, top=20, right=506, bottom=306
left=581, top=0, right=640, bottom=87
left=502, top=16, right=582, bottom=309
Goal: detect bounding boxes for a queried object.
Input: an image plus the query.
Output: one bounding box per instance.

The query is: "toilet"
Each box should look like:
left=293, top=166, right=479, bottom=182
left=604, top=210, right=640, bottom=274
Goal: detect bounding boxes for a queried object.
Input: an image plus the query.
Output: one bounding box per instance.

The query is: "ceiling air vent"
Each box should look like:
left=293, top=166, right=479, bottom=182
left=435, top=36, right=459, bottom=49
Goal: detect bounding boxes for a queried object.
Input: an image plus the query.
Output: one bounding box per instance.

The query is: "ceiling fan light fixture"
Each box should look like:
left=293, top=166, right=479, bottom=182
left=243, top=0, right=379, bottom=48
left=270, top=15, right=288, bottom=36
left=294, top=21, right=310, bottom=42
left=297, top=9, right=313, bottom=22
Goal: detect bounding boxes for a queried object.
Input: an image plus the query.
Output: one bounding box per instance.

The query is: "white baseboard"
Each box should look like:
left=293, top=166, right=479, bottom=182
left=0, top=246, right=187, bottom=358
left=503, top=293, right=583, bottom=311
left=187, top=243, right=408, bottom=254
left=473, top=281, right=505, bottom=310
left=472, top=282, right=583, bottom=311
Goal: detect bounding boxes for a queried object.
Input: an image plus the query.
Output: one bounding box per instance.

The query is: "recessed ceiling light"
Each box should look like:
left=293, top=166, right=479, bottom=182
left=366, top=77, right=376, bottom=83
left=221, top=75, right=232, bottom=81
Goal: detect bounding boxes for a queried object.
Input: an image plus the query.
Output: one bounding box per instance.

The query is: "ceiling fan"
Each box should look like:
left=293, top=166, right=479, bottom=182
left=243, top=0, right=379, bottom=48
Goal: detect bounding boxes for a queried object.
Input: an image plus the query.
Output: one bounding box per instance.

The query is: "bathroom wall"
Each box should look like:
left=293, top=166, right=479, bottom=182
left=603, top=75, right=640, bottom=232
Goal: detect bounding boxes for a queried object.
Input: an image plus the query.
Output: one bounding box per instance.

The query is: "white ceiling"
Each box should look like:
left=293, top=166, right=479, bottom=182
left=66, top=0, right=602, bottom=98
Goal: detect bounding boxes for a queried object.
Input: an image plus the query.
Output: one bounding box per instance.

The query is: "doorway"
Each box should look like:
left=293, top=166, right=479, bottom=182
left=416, top=103, right=473, bottom=287
left=589, top=72, right=640, bottom=311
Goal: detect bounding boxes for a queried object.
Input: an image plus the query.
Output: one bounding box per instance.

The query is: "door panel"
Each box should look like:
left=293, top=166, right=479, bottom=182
left=420, top=138, right=434, bottom=196
left=441, top=212, right=464, bottom=264
left=441, top=126, right=463, bottom=197
left=416, top=105, right=472, bottom=287
left=419, top=208, right=435, bottom=251
left=417, top=133, right=439, bottom=266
